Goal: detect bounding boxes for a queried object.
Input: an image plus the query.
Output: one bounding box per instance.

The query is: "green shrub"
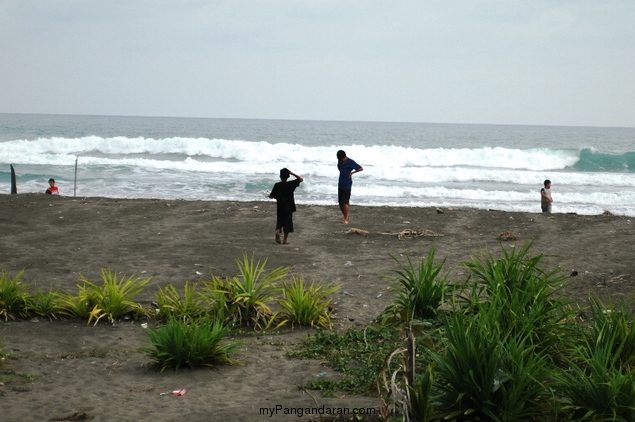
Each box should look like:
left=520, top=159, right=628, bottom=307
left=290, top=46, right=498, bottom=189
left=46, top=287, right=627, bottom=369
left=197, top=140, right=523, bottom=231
left=58, top=269, right=150, bottom=324
left=225, top=254, right=289, bottom=327
left=276, top=276, right=340, bottom=328
left=460, top=242, right=575, bottom=355
left=0, top=270, right=29, bottom=320
left=432, top=311, right=554, bottom=421
left=585, top=297, right=635, bottom=370
left=379, top=246, right=448, bottom=325
left=143, top=317, right=243, bottom=371
left=27, top=288, right=61, bottom=319
left=81, top=268, right=150, bottom=324
left=199, top=276, right=240, bottom=325
left=155, top=281, right=208, bottom=321
left=558, top=327, right=635, bottom=421
left=56, top=291, right=92, bottom=319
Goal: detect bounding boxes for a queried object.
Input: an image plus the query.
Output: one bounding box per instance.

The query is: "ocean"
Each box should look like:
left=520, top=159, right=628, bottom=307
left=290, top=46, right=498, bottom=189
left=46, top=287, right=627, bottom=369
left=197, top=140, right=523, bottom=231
left=1, top=113, right=634, bottom=216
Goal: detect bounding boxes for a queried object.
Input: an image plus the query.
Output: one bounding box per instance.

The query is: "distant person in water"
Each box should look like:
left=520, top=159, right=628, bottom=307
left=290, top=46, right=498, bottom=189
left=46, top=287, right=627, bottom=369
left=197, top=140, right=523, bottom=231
left=268, top=168, right=303, bottom=244
left=45, top=178, right=60, bottom=195
left=540, top=179, right=552, bottom=214
left=336, top=150, right=363, bottom=224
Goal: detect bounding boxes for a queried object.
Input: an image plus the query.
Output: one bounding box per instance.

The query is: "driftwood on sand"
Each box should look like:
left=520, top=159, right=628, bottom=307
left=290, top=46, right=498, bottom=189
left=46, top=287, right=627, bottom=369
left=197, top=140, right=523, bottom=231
left=345, top=228, right=370, bottom=236
left=380, top=229, right=444, bottom=240
left=344, top=227, right=444, bottom=240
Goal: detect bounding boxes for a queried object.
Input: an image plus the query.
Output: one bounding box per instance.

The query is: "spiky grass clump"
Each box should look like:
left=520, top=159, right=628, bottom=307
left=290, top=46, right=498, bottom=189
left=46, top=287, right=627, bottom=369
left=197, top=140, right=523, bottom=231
left=557, top=299, right=635, bottom=420
left=143, top=317, right=243, bottom=371
left=379, top=246, right=448, bottom=325
left=27, top=288, right=61, bottom=319
left=153, top=253, right=291, bottom=328
left=276, top=276, right=340, bottom=328
left=0, top=270, right=29, bottom=320
left=460, top=241, right=575, bottom=355
left=432, top=311, right=554, bottom=421
left=224, top=254, right=289, bottom=327
left=199, top=276, right=239, bottom=325
left=58, top=269, right=150, bottom=324
left=584, top=297, right=635, bottom=369
left=155, top=281, right=208, bottom=321
left=559, top=343, right=635, bottom=421
left=429, top=243, right=572, bottom=420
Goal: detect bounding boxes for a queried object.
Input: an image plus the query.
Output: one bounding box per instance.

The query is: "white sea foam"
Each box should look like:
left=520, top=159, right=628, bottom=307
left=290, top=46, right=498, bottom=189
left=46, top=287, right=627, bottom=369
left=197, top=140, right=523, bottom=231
left=2, top=119, right=635, bottom=217
left=0, top=136, right=580, bottom=170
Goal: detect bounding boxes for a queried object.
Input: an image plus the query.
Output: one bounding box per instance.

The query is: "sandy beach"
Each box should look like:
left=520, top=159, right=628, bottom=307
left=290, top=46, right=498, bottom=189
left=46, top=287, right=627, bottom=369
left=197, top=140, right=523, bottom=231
left=1, top=194, right=634, bottom=421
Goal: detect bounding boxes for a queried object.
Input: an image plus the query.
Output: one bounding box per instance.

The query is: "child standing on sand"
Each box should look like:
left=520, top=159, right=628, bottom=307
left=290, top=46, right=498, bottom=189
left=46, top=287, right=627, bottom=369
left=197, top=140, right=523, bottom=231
left=268, top=168, right=303, bottom=244
left=541, top=179, right=553, bottom=214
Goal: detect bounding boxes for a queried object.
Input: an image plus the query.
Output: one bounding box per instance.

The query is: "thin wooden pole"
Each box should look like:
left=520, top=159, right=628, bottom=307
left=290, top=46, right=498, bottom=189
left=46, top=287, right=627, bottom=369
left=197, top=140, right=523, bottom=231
left=74, top=157, right=78, bottom=197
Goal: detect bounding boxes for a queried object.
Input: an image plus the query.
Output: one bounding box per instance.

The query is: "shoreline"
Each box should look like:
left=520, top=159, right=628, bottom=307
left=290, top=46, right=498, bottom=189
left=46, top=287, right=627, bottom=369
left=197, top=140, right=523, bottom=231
left=2, top=192, right=630, bottom=217
left=1, top=193, right=634, bottom=421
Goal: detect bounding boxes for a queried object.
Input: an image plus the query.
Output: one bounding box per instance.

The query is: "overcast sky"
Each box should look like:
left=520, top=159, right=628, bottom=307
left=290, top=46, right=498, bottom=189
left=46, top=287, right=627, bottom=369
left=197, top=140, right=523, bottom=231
left=1, top=1, right=634, bottom=127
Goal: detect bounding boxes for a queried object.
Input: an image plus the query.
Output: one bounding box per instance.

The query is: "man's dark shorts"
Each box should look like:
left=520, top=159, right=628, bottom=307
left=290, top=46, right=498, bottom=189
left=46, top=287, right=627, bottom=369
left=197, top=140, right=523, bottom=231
left=338, top=189, right=351, bottom=206
left=276, top=213, right=294, bottom=234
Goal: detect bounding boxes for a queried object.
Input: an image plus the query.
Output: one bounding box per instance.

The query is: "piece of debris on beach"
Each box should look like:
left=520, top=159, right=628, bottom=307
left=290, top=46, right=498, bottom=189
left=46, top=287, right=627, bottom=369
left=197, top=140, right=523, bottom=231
left=345, top=228, right=369, bottom=236
left=379, top=229, right=444, bottom=240
left=498, top=230, right=517, bottom=241
left=602, top=210, right=614, bottom=216
left=50, top=412, right=94, bottom=421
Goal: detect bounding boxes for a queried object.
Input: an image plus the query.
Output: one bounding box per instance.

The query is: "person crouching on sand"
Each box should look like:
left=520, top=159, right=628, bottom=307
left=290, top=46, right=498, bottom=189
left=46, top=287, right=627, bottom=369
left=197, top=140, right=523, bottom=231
left=268, top=168, right=303, bottom=244
left=45, top=178, right=60, bottom=195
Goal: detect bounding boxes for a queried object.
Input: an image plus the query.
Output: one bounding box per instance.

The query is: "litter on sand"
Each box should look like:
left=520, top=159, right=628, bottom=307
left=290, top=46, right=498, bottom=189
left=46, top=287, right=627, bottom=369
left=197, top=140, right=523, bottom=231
left=161, top=388, right=188, bottom=396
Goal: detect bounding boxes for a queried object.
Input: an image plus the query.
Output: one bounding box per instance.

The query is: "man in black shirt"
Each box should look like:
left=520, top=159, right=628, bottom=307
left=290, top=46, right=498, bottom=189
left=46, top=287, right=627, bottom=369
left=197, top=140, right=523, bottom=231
left=268, top=168, right=304, bottom=244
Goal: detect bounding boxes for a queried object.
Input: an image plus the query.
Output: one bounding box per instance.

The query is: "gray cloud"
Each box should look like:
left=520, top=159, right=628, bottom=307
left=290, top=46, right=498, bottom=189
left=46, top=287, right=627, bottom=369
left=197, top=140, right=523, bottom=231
left=1, top=0, right=633, bottom=127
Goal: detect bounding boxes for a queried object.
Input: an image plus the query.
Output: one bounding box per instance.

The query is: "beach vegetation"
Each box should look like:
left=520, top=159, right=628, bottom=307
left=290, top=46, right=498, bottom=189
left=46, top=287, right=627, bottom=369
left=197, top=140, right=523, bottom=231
left=431, top=311, right=555, bottom=420
left=57, top=269, right=150, bottom=324
left=27, top=288, right=61, bottom=320
left=275, top=276, right=340, bottom=328
left=293, top=242, right=635, bottom=422
left=222, top=254, right=289, bottom=328
left=557, top=340, right=635, bottom=421
left=555, top=298, right=635, bottom=420
left=287, top=326, right=408, bottom=395
left=583, top=297, right=635, bottom=369
left=4, top=244, right=635, bottom=420
left=143, top=316, right=243, bottom=371
left=56, top=290, right=93, bottom=320
left=458, top=241, right=576, bottom=357
left=199, top=276, right=240, bottom=325
left=376, top=325, right=437, bottom=421
left=0, top=270, right=30, bottom=320
left=378, top=247, right=448, bottom=325
left=405, top=362, right=436, bottom=422
left=154, top=281, right=208, bottom=322
left=425, top=243, right=572, bottom=420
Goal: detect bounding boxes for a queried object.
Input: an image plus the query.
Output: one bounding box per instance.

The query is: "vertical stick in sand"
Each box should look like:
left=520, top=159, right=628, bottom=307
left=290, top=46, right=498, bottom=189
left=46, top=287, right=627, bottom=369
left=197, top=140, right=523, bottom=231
left=74, top=156, right=78, bottom=197
left=10, top=164, right=17, bottom=194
